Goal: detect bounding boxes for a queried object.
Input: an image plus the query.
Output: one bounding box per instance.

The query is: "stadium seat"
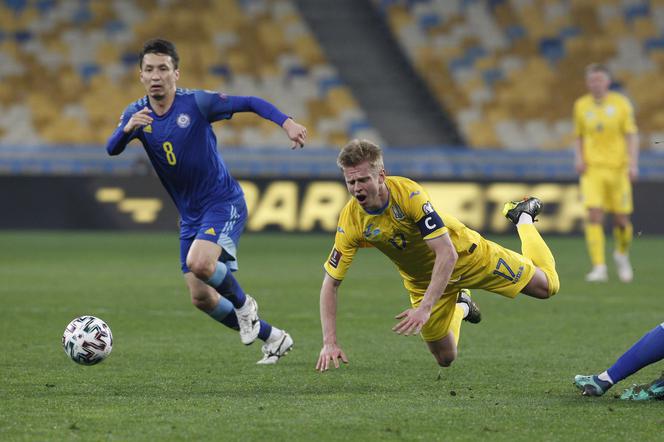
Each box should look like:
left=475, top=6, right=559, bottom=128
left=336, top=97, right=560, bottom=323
left=0, top=0, right=376, bottom=148
left=374, top=0, right=661, bottom=149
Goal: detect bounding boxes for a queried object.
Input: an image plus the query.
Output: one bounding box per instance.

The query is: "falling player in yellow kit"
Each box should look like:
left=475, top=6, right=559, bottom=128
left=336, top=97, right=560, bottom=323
left=315, top=139, right=560, bottom=372
left=574, top=63, right=639, bottom=282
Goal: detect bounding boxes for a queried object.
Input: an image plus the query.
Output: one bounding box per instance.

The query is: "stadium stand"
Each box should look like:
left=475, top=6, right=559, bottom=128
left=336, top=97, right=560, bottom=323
left=374, top=0, right=664, bottom=150
left=0, top=0, right=381, bottom=148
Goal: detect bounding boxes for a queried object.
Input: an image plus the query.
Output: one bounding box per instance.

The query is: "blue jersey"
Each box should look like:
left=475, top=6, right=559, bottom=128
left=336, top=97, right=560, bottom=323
left=106, top=89, right=289, bottom=227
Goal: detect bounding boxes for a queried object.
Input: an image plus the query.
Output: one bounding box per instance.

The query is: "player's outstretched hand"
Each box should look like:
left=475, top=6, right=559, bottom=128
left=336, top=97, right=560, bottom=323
left=282, top=118, right=307, bottom=149
left=316, top=343, right=348, bottom=372
left=392, top=307, right=431, bottom=336
left=123, top=107, right=153, bottom=134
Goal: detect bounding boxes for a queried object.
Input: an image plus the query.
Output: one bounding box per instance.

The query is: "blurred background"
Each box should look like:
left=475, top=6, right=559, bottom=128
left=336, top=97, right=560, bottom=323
left=1, top=0, right=664, bottom=234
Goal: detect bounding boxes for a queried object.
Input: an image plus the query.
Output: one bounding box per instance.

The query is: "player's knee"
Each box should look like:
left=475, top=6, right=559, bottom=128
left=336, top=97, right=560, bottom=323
left=187, top=257, right=215, bottom=280
left=432, top=349, right=457, bottom=367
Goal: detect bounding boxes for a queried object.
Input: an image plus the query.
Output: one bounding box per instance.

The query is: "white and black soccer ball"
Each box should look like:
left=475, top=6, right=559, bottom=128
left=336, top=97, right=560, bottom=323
left=62, top=316, right=113, bottom=365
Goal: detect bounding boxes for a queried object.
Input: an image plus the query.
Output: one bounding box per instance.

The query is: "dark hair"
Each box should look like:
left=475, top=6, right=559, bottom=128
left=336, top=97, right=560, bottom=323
left=139, top=38, right=179, bottom=69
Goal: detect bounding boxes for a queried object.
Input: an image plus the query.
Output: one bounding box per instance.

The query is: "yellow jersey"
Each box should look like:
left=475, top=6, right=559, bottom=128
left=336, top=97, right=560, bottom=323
left=323, top=176, right=483, bottom=295
left=573, top=91, right=637, bottom=169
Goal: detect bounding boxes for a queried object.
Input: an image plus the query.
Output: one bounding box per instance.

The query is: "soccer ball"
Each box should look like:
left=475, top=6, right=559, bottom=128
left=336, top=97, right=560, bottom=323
left=62, top=316, right=113, bottom=365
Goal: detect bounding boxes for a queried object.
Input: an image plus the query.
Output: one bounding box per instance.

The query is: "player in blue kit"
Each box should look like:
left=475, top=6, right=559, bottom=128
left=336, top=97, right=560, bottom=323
left=574, top=322, right=664, bottom=400
left=106, top=39, right=307, bottom=364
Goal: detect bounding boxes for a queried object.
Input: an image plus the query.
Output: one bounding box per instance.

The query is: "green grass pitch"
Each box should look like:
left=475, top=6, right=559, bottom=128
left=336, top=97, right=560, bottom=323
left=0, top=231, right=662, bottom=441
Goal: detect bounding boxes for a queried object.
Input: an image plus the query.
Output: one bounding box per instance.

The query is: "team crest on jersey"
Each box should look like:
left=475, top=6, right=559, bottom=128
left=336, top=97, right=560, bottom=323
left=422, top=201, right=434, bottom=215
left=391, top=203, right=405, bottom=220
left=363, top=223, right=381, bottom=239
left=176, top=113, right=191, bottom=128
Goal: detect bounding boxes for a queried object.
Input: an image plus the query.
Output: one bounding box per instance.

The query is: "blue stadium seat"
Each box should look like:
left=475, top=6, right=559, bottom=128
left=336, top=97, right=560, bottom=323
left=318, top=77, right=344, bottom=96
left=14, top=30, right=32, bottom=43
left=121, top=52, right=138, bottom=67
left=4, top=0, right=27, bottom=14
left=36, top=0, right=55, bottom=14
left=209, top=64, right=232, bottom=79
left=644, top=37, right=664, bottom=52
left=624, top=3, right=649, bottom=23
left=559, top=26, right=580, bottom=40
left=79, top=63, right=101, bottom=83
left=539, top=37, right=564, bottom=64
left=504, top=25, right=526, bottom=43
left=483, top=68, right=503, bottom=88
left=105, top=20, right=126, bottom=34
left=418, top=13, right=441, bottom=32
left=73, top=4, right=92, bottom=24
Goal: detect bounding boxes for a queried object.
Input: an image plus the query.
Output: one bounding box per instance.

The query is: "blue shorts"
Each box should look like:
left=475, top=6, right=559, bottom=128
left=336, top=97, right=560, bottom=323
left=179, top=197, right=248, bottom=273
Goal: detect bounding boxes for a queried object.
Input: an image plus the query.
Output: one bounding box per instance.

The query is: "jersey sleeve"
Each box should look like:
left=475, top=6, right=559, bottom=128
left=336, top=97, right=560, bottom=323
left=194, top=90, right=289, bottom=125
left=106, top=103, right=140, bottom=156
left=322, top=208, right=360, bottom=281
left=573, top=99, right=584, bottom=137
left=194, top=90, right=234, bottom=122
left=403, top=181, right=448, bottom=240
left=620, top=96, right=638, bottom=135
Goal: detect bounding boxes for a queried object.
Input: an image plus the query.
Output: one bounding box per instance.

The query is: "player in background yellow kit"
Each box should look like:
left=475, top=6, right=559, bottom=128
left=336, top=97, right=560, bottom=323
left=315, top=140, right=560, bottom=372
left=573, top=63, right=639, bottom=283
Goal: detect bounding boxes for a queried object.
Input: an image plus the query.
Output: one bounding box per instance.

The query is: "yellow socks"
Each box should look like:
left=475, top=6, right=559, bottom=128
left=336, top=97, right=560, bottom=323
left=450, top=304, right=464, bottom=346
left=613, top=223, right=633, bottom=255
left=585, top=223, right=605, bottom=265
left=517, top=223, right=560, bottom=296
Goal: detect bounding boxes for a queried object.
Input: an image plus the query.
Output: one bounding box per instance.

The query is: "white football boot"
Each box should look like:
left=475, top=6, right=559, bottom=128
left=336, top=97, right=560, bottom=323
left=585, top=265, right=608, bottom=282
left=236, top=295, right=260, bottom=345
left=257, top=332, right=293, bottom=365
left=613, top=252, right=633, bottom=283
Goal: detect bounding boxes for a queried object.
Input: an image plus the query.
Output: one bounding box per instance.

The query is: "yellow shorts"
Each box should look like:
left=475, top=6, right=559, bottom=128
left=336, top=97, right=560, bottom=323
left=410, top=237, right=537, bottom=342
left=580, top=167, right=632, bottom=214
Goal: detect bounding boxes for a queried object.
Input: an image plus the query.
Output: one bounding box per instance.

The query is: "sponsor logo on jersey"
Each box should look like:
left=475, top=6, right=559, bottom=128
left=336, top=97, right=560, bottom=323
left=336, top=226, right=345, bottom=234
left=218, top=92, right=228, bottom=101
left=143, top=124, right=152, bottom=133
left=409, top=191, right=420, bottom=199
left=391, top=203, right=405, bottom=220
left=605, top=105, right=615, bottom=116
left=204, top=227, right=216, bottom=236
left=176, top=113, right=191, bottom=128
left=328, top=248, right=342, bottom=268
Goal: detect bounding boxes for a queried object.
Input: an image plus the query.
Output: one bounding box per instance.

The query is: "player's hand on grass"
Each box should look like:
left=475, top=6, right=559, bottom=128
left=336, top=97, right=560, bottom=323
left=124, top=107, right=153, bottom=133
left=316, top=343, right=348, bottom=372
left=282, top=118, right=307, bottom=149
left=392, top=306, right=431, bottom=336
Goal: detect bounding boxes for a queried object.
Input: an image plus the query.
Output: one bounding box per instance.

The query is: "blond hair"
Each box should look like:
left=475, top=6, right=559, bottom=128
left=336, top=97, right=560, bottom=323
left=585, top=63, right=611, bottom=79
left=337, top=139, right=384, bottom=173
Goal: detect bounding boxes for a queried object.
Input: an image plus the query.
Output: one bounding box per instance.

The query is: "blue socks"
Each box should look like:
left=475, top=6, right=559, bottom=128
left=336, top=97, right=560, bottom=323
left=607, top=323, right=664, bottom=383
left=207, top=297, right=272, bottom=340
left=208, top=297, right=239, bottom=330
left=204, top=262, right=272, bottom=341
left=205, top=262, right=247, bottom=309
